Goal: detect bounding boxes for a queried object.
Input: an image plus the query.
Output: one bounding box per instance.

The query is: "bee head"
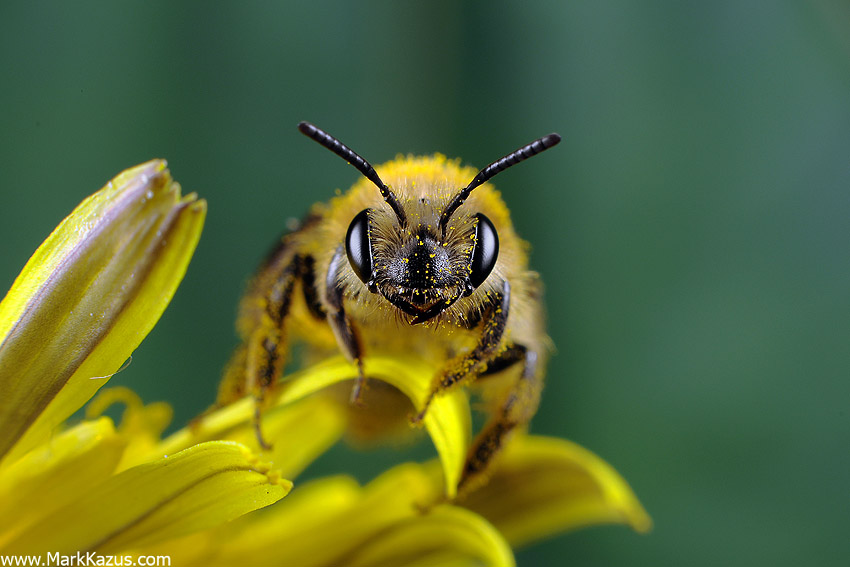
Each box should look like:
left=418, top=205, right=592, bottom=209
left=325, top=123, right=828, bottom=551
left=298, top=121, right=560, bottom=324
left=343, top=205, right=498, bottom=323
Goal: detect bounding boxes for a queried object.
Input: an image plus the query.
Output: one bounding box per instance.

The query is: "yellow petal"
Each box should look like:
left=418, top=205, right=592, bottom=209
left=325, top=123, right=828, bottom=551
left=275, top=355, right=471, bottom=498
left=85, top=386, right=174, bottom=472
left=1, top=441, right=290, bottom=555
left=195, top=475, right=363, bottom=566
left=169, top=463, right=441, bottom=567
left=459, top=434, right=652, bottom=547
left=345, top=505, right=515, bottom=567
left=0, top=417, right=125, bottom=548
left=143, top=462, right=514, bottom=567
left=166, top=355, right=471, bottom=497
left=268, top=463, right=439, bottom=566
left=156, top=395, right=346, bottom=480
left=0, top=160, right=205, bottom=462
left=130, top=475, right=363, bottom=566
left=221, top=395, right=347, bottom=479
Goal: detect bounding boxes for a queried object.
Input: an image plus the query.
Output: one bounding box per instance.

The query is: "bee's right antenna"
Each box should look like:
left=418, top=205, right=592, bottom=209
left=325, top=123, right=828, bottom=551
left=298, top=122, right=407, bottom=227
left=439, top=132, right=561, bottom=236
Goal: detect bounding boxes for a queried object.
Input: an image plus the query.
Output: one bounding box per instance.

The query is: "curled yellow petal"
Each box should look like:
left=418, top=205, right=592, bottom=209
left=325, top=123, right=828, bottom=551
left=157, top=394, right=346, bottom=480
left=460, top=434, right=652, bottom=547
left=275, top=355, right=471, bottom=498
left=346, top=505, right=515, bottom=567
left=85, top=386, right=174, bottom=472
left=166, top=463, right=441, bottom=567
left=141, top=461, right=515, bottom=567
left=0, top=160, right=205, bottom=462
left=168, top=355, right=470, bottom=497
left=222, top=395, right=347, bottom=479
left=180, top=475, right=364, bottom=566
left=0, top=417, right=125, bottom=548
left=2, top=441, right=290, bottom=555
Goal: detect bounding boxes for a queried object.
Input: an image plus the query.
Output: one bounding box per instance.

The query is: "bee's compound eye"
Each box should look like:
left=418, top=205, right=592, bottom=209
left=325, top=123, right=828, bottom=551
left=469, top=213, right=499, bottom=289
left=345, top=208, right=374, bottom=284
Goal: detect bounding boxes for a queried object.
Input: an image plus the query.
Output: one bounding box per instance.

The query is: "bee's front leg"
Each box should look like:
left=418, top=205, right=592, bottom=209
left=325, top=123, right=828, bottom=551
left=325, top=246, right=367, bottom=403
left=414, top=279, right=512, bottom=422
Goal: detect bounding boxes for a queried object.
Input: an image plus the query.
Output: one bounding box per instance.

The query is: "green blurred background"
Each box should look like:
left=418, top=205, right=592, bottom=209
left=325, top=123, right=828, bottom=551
left=2, top=1, right=848, bottom=565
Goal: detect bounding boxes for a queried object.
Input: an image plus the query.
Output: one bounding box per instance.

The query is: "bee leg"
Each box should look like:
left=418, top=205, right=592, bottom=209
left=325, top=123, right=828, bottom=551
left=253, top=256, right=302, bottom=448
left=414, top=280, right=511, bottom=423
left=479, top=343, right=529, bottom=377
left=325, top=246, right=367, bottom=404
left=216, top=247, right=301, bottom=449
left=459, top=344, right=541, bottom=493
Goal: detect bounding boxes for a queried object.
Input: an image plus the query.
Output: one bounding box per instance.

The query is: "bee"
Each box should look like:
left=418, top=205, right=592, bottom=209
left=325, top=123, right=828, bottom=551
left=217, top=121, right=560, bottom=491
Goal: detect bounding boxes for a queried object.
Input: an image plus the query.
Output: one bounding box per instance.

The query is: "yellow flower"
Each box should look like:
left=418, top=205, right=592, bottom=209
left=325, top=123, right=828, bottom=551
left=0, top=161, right=290, bottom=557
left=0, top=159, right=650, bottom=566
left=145, top=357, right=652, bottom=566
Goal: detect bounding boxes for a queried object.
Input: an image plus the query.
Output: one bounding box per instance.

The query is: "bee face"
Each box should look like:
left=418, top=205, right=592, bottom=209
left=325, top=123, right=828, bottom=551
left=345, top=204, right=500, bottom=323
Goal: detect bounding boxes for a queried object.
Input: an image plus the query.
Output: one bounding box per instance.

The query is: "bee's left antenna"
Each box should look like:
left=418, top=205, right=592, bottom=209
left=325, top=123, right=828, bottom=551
left=298, top=122, right=407, bottom=227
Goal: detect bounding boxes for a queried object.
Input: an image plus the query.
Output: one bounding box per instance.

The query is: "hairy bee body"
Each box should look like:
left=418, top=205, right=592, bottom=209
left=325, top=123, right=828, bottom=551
left=219, top=124, right=558, bottom=491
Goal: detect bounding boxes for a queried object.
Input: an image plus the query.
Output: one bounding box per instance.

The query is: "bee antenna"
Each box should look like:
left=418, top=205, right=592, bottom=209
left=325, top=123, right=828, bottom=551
left=439, top=132, right=561, bottom=236
left=298, top=121, right=407, bottom=226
